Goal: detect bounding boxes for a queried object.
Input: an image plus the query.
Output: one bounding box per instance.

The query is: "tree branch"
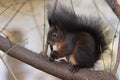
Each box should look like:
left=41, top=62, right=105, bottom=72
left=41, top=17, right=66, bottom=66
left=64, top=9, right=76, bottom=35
left=112, top=37, right=120, bottom=74
left=0, top=35, right=116, bottom=80
left=105, top=0, right=120, bottom=75
left=105, top=0, right=120, bottom=19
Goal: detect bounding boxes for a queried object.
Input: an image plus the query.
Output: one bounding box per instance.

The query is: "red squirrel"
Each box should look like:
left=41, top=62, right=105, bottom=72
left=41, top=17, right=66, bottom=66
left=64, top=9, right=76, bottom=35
left=46, top=6, right=111, bottom=73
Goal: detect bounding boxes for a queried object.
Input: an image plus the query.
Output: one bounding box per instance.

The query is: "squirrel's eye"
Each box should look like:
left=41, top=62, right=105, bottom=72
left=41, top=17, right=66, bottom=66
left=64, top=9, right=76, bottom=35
left=52, top=33, right=57, bottom=38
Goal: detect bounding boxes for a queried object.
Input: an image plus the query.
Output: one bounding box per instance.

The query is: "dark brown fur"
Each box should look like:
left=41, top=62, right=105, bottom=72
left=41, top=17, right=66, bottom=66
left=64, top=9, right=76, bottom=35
left=47, top=6, right=111, bottom=73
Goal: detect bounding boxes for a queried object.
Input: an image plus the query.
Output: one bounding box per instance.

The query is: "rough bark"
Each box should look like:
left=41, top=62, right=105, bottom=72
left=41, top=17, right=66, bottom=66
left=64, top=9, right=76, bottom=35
left=0, top=35, right=116, bottom=80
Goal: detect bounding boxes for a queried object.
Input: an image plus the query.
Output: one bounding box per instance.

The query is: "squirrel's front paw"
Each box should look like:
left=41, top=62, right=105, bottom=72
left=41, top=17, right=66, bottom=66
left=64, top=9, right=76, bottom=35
left=50, top=51, right=59, bottom=59
left=49, top=51, right=59, bottom=61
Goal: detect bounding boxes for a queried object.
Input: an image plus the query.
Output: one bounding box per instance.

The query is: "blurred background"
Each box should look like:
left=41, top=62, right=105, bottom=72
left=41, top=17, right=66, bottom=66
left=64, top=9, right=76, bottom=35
left=0, top=0, right=119, bottom=80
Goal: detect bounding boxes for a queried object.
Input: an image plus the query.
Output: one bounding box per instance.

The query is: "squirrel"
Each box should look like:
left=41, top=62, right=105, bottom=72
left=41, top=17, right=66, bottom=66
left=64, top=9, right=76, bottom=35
left=46, top=6, right=111, bottom=73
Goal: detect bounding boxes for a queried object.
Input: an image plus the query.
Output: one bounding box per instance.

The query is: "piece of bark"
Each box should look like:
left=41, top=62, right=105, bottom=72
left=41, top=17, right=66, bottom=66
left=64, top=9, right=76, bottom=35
left=0, top=35, right=116, bottom=80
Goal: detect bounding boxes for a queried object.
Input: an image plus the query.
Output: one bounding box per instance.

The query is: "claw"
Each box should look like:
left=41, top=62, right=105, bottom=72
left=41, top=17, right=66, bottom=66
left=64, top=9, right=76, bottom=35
left=69, top=65, right=80, bottom=74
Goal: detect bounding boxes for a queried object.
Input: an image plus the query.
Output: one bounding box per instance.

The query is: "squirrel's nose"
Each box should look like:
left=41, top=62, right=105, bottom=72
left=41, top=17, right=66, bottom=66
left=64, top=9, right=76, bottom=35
left=47, top=40, right=52, bottom=45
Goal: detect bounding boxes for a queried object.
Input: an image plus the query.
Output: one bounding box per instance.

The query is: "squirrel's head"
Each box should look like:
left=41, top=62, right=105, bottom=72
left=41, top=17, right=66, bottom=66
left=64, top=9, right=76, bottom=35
left=47, top=25, right=64, bottom=45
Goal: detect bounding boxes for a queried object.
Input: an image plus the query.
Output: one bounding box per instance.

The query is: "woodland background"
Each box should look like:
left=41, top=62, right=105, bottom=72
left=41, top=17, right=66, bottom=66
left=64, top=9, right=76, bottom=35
left=0, top=0, right=119, bottom=80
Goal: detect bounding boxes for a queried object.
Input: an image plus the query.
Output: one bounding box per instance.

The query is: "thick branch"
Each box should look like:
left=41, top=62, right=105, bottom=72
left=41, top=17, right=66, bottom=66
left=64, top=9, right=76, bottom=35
left=0, top=35, right=116, bottom=80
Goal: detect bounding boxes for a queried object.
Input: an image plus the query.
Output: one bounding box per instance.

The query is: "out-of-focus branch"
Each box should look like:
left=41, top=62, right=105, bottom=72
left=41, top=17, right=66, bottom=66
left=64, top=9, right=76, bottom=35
left=0, top=35, right=116, bottom=80
left=112, top=37, right=120, bottom=74
left=105, top=0, right=120, bottom=19
left=1, top=0, right=26, bottom=31
left=105, top=0, right=120, bottom=75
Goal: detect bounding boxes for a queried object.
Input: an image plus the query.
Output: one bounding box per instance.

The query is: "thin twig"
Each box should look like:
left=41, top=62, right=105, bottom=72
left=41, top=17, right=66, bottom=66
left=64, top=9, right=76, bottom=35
left=92, top=0, right=115, bottom=72
left=100, top=46, right=106, bottom=71
left=29, top=1, right=40, bottom=32
left=105, top=0, right=120, bottom=19
left=43, top=0, right=46, bottom=51
left=112, top=21, right=120, bottom=74
left=29, top=1, right=43, bottom=49
left=92, top=0, right=119, bottom=33
left=92, top=0, right=107, bottom=70
left=0, top=54, right=18, bottom=80
left=0, top=3, right=13, bottom=15
left=109, top=21, right=120, bottom=72
left=110, top=35, right=115, bottom=72
left=109, top=18, right=119, bottom=73
left=1, top=0, right=27, bottom=31
left=105, top=0, right=120, bottom=75
left=12, top=0, right=18, bottom=4
left=112, top=36, right=120, bottom=74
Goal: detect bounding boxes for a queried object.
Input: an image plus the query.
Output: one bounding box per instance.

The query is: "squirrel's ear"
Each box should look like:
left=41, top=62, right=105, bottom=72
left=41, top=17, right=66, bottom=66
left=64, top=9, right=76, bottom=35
left=54, top=25, right=61, bottom=31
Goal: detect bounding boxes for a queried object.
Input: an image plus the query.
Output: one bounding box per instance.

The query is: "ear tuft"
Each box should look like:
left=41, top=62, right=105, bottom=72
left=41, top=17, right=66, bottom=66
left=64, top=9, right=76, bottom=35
left=54, top=25, right=61, bottom=31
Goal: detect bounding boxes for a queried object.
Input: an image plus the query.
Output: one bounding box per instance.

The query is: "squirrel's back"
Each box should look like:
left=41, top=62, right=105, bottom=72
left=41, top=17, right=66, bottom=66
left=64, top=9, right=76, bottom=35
left=48, top=6, right=111, bottom=64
